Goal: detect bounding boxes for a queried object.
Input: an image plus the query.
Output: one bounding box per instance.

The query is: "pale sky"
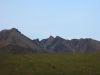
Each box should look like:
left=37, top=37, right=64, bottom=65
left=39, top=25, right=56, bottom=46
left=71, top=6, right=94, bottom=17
left=0, top=0, right=100, bottom=40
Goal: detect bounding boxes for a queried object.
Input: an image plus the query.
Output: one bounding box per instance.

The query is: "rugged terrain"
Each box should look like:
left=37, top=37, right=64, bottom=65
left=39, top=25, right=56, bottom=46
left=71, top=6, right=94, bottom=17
left=0, top=28, right=100, bottom=75
left=0, top=28, right=100, bottom=53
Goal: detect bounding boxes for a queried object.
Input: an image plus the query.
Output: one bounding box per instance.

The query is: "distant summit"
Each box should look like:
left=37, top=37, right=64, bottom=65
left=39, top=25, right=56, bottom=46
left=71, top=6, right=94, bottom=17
left=0, top=28, right=100, bottom=53
left=0, top=28, right=40, bottom=53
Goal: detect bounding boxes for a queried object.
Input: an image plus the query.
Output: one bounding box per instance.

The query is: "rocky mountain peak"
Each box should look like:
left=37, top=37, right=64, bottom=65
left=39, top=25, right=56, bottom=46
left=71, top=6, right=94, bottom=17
left=0, top=28, right=100, bottom=53
left=55, top=36, right=66, bottom=42
left=10, top=28, right=21, bottom=34
left=0, top=28, right=40, bottom=53
left=55, top=36, right=63, bottom=39
left=48, top=36, right=54, bottom=41
left=48, top=36, right=54, bottom=39
left=11, top=28, right=18, bottom=31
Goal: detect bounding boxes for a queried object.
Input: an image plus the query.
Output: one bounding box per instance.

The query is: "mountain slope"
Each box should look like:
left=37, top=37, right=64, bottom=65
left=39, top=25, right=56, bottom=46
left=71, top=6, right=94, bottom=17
left=0, top=28, right=40, bottom=53
left=0, top=28, right=100, bottom=53
left=40, top=37, right=100, bottom=53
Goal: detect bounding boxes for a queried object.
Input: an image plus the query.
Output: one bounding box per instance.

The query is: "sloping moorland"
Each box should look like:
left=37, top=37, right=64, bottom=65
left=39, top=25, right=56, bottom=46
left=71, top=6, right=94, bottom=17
left=0, top=53, right=100, bottom=75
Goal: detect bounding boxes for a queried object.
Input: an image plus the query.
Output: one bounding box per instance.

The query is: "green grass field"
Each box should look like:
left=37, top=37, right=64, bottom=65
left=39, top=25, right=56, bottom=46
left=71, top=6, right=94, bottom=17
left=0, top=53, right=100, bottom=75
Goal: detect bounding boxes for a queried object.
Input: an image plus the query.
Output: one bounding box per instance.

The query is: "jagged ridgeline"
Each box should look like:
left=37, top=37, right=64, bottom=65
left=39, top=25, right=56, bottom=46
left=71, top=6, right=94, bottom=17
left=0, top=28, right=100, bottom=53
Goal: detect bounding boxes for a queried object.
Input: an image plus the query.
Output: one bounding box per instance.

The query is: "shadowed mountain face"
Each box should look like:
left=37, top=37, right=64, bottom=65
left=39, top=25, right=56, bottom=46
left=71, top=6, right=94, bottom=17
left=40, top=36, right=100, bottom=53
left=0, top=28, right=41, bottom=53
left=0, top=28, right=100, bottom=53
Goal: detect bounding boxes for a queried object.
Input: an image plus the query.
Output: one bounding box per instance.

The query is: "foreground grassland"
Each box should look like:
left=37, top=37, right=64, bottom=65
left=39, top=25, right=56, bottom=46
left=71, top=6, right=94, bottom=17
left=0, top=53, right=100, bottom=75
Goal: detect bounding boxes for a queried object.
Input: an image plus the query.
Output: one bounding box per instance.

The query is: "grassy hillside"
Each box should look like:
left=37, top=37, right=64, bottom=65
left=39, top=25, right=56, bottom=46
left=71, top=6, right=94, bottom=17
left=0, top=53, right=100, bottom=75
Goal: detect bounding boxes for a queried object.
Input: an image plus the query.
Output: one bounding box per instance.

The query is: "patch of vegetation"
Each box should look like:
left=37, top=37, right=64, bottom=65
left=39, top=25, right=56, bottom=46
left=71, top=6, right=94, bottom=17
left=0, top=53, right=100, bottom=75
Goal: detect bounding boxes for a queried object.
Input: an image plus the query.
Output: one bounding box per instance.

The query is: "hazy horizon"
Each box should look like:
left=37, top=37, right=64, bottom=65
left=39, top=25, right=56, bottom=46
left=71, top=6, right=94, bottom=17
left=0, top=0, right=100, bottom=40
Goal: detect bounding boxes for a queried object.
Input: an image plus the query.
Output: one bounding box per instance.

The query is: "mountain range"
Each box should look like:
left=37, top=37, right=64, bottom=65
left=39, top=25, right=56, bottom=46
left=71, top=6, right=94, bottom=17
left=0, top=28, right=100, bottom=53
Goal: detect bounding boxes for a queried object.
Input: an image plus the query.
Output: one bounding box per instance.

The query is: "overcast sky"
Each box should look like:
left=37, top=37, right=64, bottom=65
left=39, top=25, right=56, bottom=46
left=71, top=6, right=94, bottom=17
left=0, top=0, right=100, bottom=40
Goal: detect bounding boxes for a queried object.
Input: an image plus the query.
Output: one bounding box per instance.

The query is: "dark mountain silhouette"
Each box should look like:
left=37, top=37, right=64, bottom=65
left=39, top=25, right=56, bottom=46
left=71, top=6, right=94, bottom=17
left=0, top=28, right=100, bottom=53
left=0, top=28, right=41, bottom=53
left=41, top=37, right=100, bottom=53
left=41, top=36, right=72, bottom=52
